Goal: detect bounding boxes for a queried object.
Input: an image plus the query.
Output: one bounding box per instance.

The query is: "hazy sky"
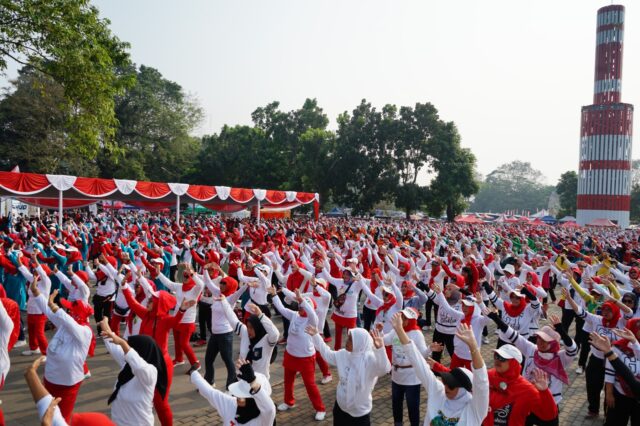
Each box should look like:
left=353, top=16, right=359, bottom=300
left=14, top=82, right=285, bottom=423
left=6, top=1, right=640, bottom=185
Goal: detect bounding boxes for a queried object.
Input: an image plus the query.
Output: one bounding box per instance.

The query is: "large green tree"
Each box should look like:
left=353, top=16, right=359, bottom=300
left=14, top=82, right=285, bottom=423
left=556, top=171, right=578, bottom=218
left=0, top=0, right=134, bottom=156
left=97, top=65, right=203, bottom=181
left=0, top=67, right=98, bottom=175
left=470, top=161, right=554, bottom=213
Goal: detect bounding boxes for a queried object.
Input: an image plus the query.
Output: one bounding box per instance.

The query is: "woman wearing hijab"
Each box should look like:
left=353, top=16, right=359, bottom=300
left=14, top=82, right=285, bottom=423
left=484, top=344, right=558, bottom=426
left=306, top=325, right=390, bottom=425
left=603, top=318, right=640, bottom=425
left=449, top=294, right=492, bottom=370
left=426, top=283, right=464, bottom=362
left=562, top=287, right=633, bottom=418
left=100, top=318, right=166, bottom=426
left=487, top=311, right=576, bottom=425
left=29, top=281, right=93, bottom=424
left=121, top=273, right=196, bottom=426
left=590, top=332, right=640, bottom=400
left=189, top=359, right=276, bottom=426
left=383, top=307, right=430, bottom=426
left=391, top=313, right=489, bottom=425
left=220, top=299, right=279, bottom=379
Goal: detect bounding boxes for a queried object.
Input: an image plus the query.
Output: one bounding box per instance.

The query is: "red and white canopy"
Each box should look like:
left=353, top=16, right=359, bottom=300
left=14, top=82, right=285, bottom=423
left=0, top=171, right=319, bottom=217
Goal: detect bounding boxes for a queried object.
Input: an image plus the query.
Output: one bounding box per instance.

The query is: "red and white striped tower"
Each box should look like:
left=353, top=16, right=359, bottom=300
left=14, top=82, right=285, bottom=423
left=577, top=5, right=633, bottom=228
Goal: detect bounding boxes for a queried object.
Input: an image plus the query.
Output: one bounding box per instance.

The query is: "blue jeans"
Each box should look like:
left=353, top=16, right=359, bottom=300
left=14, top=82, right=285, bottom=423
left=204, top=331, right=236, bottom=389
left=392, top=382, right=421, bottom=426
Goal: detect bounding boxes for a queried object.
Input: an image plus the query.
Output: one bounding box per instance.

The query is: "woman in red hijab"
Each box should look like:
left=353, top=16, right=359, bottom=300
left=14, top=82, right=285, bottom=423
left=483, top=344, right=558, bottom=426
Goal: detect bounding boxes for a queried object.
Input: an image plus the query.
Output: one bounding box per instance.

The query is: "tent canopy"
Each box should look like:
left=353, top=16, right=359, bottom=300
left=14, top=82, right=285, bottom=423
left=558, top=216, right=577, bottom=223
left=587, top=218, right=618, bottom=227
left=0, top=171, right=319, bottom=223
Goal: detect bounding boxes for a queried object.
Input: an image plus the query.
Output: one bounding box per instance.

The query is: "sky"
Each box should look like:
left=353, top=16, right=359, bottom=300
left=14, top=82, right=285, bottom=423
left=4, top=0, right=640, bottom=185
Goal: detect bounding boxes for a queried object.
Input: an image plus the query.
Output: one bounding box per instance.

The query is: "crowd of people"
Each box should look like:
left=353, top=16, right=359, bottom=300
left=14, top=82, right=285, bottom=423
left=0, top=211, right=639, bottom=425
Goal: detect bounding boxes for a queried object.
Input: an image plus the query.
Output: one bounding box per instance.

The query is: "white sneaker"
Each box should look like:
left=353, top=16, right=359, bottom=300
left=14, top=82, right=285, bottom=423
left=575, top=366, right=584, bottom=375
left=321, top=375, right=333, bottom=384
left=14, top=340, right=27, bottom=348
left=315, top=411, right=326, bottom=421
left=482, top=337, right=489, bottom=344
left=21, top=349, right=41, bottom=356
left=278, top=403, right=295, bottom=412
left=84, top=371, right=92, bottom=380
left=41, top=356, right=47, bottom=363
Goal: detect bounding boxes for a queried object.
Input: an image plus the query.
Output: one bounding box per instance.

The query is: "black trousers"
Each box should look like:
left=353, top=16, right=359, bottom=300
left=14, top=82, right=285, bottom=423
left=332, top=401, right=370, bottom=426
left=561, top=308, right=575, bottom=335
left=198, top=301, right=212, bottom=340
left=576, top=318, right=590, bottom=367
left=170, top=264, right=178, bottom=282
left=362, top=306, right=376, bottom=331
left=204, top=331, right=237, bottom=389
left=424, top=300, right=438, bottom=327
left=92, top=293, right=112, bottom=334
left=526, top=412, right=559, bottom=426
left=604, top=389, right=640, bottom=425
left=586, top=355, right=605, bottom=414
left=431, top=329, right=455, bottom=362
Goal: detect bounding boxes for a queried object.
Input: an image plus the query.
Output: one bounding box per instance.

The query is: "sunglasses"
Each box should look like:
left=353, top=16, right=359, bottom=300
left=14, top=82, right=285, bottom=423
left=493, top=353, right=508, bottom=362
left=622, top=298, right=635, bottom=305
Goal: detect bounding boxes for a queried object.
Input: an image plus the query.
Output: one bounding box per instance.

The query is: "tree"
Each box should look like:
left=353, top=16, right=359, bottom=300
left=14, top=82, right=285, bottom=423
left=0, top=67, right=98, bottom=175
left=97, top=65, right=203, bottom=181
left=470, top=161, right=554, bottom=213
left=556, top=171, right=578, bottom=218
left=631, top=184, right=640, bottom=224
left=0, top=0, right=134, bottom=156
left=427, top=122, right=479, bottom=221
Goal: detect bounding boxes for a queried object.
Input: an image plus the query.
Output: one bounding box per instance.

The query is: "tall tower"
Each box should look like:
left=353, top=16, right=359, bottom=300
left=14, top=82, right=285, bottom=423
left=577, top=5, right=633, bottom=228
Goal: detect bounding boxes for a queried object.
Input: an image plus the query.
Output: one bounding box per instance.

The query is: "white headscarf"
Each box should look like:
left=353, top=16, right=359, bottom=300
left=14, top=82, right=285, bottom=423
left=340, top=328, right=373, bottom=408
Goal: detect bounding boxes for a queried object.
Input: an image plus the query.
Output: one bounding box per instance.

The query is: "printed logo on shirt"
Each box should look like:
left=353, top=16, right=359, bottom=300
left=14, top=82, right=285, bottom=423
left=430, top=410, right=460, bottom=425
left=493, top=403, right=512, bottom=426
left=251, top=347, right=263, bottom=361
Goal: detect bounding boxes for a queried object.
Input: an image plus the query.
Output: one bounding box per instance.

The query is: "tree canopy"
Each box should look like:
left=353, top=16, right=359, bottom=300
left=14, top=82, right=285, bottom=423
left=556, top=171, right=578, bottom=218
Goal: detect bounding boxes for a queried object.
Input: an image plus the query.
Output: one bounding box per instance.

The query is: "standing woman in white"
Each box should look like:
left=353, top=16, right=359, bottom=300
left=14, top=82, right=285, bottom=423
left=101, top=318, right=167, bottom=426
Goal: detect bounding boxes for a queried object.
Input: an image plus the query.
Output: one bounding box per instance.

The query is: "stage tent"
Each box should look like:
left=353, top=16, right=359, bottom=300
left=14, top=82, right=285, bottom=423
left=0, top=171, right=319, bottom=225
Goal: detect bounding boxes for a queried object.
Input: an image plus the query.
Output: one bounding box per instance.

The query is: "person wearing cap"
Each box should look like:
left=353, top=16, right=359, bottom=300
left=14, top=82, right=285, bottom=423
left=282, top=276, right=334, bottom=384
left=369, top=276, right=401, bottom=335
left=603, top=319, right=640, bottom=424
left=451, top=294, right=492, bottom=370
left=189, top=359, right=276, bottom=426
left=487, top=309, right=577, bottom=423
left=482, top=281, right=541, bottom=346
left=28, top=279, right=93, bottom=423
left=561, top=287, right=633, bottom=419
left=306, top=325, right=390, bottom=425
left=426, top=283, right=464, bottom=362
left=219, top=299, right=279, bottom=380
left=484, top=343, right=557, bottom=425
left=383, top=307, right=430, bottom=426
left=391, top=313, right=489, bottom=425
left=269, top=286, right=326, bottom=421
left=237, top=260, right=273, bottom=318
left=89, top=254, right=119, bottom=336
left=156, top=263, right=204, bottom=369
left=17, top=253, right=51, bottom=357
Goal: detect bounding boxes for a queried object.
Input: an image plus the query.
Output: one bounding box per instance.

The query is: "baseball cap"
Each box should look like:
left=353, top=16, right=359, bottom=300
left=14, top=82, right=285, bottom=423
left=401, top=307, right=419, bottom=319
left=534, top=326, right=560, bottom=343
left=503, top=264, right=515, bottom=275
left=460, top=296, right=476, bottom=307
left=493, top=344, right=523, bottom=363
left=228, top=372, right=271, bottom=398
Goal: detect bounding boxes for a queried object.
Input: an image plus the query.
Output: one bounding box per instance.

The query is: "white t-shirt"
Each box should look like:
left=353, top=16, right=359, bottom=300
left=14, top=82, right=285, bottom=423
left=19, top=265, right=51, bottom=315
left=105, top=341, right=157, bottom=426
left=384, top=329, right=430, bottom=386
left=273, top=296, right=317, bottom=358
left=0, top=299, right=14, bottom=386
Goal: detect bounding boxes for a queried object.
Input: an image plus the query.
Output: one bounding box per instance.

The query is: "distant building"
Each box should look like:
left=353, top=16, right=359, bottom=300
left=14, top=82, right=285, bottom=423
left=577, top=5, right=633, bottom=228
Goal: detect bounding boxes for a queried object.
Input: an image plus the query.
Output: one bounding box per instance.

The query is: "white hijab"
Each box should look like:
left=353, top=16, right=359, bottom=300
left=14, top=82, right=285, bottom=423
left=337, top=328, right=373, bottom=408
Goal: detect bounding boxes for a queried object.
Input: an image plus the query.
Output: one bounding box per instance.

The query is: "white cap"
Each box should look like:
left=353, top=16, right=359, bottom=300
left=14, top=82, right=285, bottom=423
left=228, top=372, right=271, bottom=398
left=346, top=257, right=359, bottom=264
left=401, top=307, right=419, bottom=319
left=503, top=264, right=515, bottom=275
left=460, top=296, right=476, bottom=307
left=493, top=344, right=523, bottom=363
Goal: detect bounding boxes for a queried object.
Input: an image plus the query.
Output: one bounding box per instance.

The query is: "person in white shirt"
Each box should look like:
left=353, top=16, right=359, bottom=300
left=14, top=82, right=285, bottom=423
left=94, top=317, right=163, bottom=426
left=220, top=299, right=279, bottom=379
left=269, top=286, right=327, bottom=421
left=29, top=281, right=93, bottom=424
left=157, top=263, right=203, bottom=369
left=24, top=356, right=116, bottom=426
left=392, top=314, right=490, bottom=426
left=306, top=324, right=391, bottom=425
left=17, top=255, right=51, bottom=356
left=189, top=359, right=276, bottom=426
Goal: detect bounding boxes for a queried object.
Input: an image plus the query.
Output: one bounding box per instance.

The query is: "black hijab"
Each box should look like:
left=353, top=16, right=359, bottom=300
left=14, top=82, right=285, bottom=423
left=108, top=335, right=168, bottom=405
left=247, top=314, right=267, bottom=357
left=235, top=398, right=261, bottom=424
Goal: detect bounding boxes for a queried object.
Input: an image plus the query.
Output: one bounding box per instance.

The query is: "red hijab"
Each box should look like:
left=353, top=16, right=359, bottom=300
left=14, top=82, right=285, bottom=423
left=376, top=289, right=397, bottom=316
left=286, top=261, right=307, bottom=291
left=533, top=340, right=569, bottom=384
left=221, top=276, right=239, bottom=297
left=503, top=292, right=527, bottom=317
left=601, top=300, right=621, bottom=328
left=59, top=298, right=96, bottom=357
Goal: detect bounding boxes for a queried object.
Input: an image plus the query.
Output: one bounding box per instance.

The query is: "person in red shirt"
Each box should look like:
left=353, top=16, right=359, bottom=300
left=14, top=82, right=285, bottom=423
left=122, top=276, right=196, bottom=426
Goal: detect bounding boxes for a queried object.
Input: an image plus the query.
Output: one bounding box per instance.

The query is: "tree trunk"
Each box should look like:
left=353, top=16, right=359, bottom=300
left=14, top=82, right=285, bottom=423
left=406, top=208, right=411, bottom=220
left=446, top=203, right=455, bottom=222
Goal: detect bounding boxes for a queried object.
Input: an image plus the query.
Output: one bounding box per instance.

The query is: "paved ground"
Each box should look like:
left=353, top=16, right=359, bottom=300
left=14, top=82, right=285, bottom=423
left=3, top=303, right=608, bottom=425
